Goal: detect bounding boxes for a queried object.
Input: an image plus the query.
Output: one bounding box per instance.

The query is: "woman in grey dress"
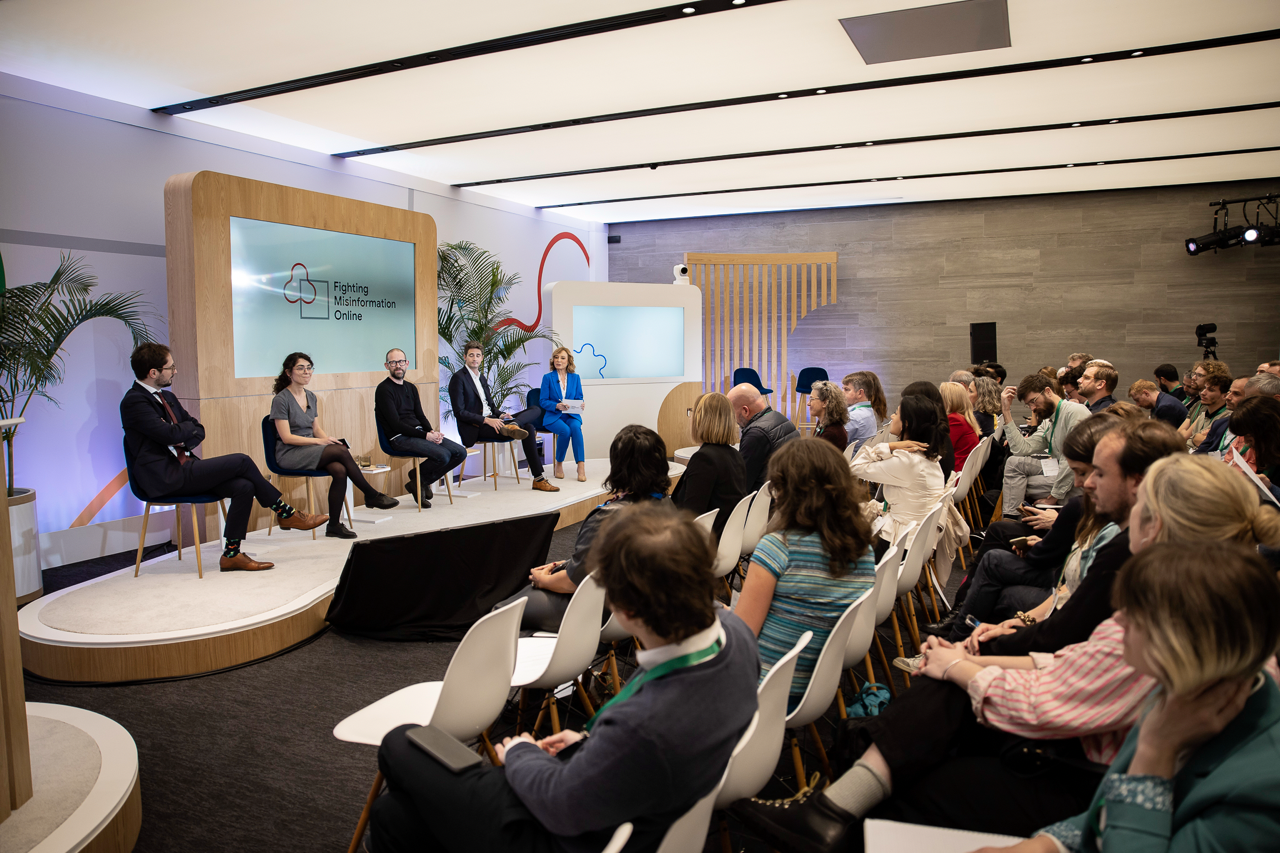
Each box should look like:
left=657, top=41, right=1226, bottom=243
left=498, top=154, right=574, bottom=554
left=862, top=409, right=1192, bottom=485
left=271, top=352, right=398, bottom=539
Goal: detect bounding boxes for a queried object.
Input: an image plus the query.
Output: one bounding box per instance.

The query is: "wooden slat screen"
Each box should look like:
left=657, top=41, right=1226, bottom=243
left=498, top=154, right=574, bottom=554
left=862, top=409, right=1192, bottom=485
left=685, top=252, right=838, bottom=426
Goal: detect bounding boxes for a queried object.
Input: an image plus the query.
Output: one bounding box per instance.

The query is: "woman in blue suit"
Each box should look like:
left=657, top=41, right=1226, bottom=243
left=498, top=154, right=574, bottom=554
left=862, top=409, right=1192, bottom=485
left=541, top=346, right=586, bottom=481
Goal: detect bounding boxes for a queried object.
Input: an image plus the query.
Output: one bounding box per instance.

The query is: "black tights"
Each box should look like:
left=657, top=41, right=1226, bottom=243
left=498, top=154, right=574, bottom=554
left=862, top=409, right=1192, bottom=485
left=319, top=444, right=378, bottom=523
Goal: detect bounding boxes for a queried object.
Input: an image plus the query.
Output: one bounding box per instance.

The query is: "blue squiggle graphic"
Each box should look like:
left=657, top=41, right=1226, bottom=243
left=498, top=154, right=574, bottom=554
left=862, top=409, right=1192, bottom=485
left=574, top=343, right=608, bottom=378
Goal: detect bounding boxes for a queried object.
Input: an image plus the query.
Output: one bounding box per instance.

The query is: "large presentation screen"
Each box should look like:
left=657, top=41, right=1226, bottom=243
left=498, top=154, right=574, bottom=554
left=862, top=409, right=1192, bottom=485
left=230, top=217, right=416, bottom=378
left=572, top=305, right=684, bottom=379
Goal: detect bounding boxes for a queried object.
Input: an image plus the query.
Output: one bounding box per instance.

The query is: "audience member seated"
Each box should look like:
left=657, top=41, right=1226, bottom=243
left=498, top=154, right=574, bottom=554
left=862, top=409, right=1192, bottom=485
left=540, top=346, right=587, bottom=482
left=447, top=340, right=558, bottom=492
left=1227, top=396, right=1280, bottom=500
left=971, top=376, right=1001, bottom=437
left=971, top=419, right=1183, bottom=659
left=1126, top=378, right=1187, bottom=428
left=370, top=502, right=760, bottom=853
left=737, top=458, right=1280, bottom=851
left=1153, top=362, right=1186, bottom=402
left=1259, top=360, right=1280, bottom=376
left=1180, top=371, right=1231, bottom=450
left=940, top=381, right=980, bottom=472
left=492, top=425, right=671, bottom=632
left=928, top=415, right=1120, bottom=644
left=1195, top=372, right=1280, bottom=459
left=806, top=380, right=848, bottom=452
left=973, top=362, right=1007, bottom=385
left=1077, top=361, right=1118, bottom=413
left=122, top=343, right=325, bottom=572
left=1176, top=359, right=1229, bottom=444
left=1036, top=366, right=1063, bottom=397
left=271, top=351, right=397, bottom=539
left=1059, top=364, right=1085, bottom=405
left=727, top=382, right=798, bottom=490
left=841, top=371, right=881, bottom=451
left=948, top=369, right=975, bottom=390
left=670, top=392, right=747, bottom=540
left=982, top=543, right=1280, bottom=853
left=902, top=381, right=955, bottom=479
left=1103, top=400, right=1147, bottom=422
left=850, top=395, right=946, bottom=556
left=1180, top=366, right=1201, bottom=407
left=1065, top=352, right=1093, bottom=370
left=735, top=440, right=875, bottom=706
left=998, top=374, right=1091, bottom=519
left=375, top=347, right=467, bottom=508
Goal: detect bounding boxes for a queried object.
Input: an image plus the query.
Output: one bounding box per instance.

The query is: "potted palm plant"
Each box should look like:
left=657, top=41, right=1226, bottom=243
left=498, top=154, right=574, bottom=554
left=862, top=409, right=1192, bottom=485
left=0, top=251, right=157, bottom=601
left=436, top=240, right=559, bottom=417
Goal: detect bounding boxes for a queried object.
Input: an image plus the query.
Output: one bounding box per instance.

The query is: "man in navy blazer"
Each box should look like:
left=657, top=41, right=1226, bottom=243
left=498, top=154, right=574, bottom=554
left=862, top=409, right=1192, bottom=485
left=446, top=340, right=557, bottom=492
left=121, top=343, right=325, bottom=571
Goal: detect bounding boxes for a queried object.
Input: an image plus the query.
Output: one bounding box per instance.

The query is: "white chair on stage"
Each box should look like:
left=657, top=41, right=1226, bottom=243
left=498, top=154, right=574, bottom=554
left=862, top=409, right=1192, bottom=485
left=332, top=598, right=527, bottom=853
left=511, top=573, right=608, bottom=734
left=783, top=589, right=873, bottom=782
left=739, top=482, right=772, bottom=559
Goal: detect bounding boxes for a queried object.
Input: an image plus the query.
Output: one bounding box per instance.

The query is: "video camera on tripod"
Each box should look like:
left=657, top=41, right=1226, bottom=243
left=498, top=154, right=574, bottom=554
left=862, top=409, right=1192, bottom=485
left=1196, top=323, right=1219, bottom=361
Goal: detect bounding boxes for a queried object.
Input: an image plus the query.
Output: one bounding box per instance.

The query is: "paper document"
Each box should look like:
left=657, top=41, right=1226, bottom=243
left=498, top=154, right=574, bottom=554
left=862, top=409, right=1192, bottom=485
left=560, top=399, right=585, bottom=413
left=1229, top=448, right=1279, bottom=506
left=864, top=819, right=1024, bottom=852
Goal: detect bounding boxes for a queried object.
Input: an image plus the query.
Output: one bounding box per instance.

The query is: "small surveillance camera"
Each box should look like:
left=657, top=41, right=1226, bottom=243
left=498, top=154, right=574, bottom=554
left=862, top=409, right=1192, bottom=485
left=674, top=264, right=689, bottom=277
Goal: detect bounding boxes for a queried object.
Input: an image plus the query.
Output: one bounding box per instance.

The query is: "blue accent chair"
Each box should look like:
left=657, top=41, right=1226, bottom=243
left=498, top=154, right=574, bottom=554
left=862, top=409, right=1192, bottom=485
left=260, top=415, right=351, bottom=538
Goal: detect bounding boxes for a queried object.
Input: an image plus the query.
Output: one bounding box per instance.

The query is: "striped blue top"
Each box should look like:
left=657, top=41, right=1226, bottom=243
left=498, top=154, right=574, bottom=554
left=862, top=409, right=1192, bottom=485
left=753, top=530, right=875, bottom=698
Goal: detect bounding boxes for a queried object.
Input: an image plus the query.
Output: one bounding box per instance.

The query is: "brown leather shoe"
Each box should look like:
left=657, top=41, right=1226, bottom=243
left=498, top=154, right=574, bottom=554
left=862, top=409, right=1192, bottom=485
left=278, top=510, right=329, bottom=531
left=500, top=423, right=529, bottom=440
left=531, top=477, right=560, bottom=492
left=219, top=553, right=275, bottom=572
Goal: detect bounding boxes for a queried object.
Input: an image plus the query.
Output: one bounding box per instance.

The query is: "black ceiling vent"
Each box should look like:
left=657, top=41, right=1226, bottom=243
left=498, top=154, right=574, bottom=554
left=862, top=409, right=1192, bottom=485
left=841, top=0, right=1011, bottom=64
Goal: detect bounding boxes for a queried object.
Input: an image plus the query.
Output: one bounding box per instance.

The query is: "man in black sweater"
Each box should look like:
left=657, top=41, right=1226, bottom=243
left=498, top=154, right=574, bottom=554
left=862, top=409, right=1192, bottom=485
left=369, top=503, right=759, bottom=853
left=374, top=348, right=467, bottom=507
left=727, top=382, right=798, bottom=490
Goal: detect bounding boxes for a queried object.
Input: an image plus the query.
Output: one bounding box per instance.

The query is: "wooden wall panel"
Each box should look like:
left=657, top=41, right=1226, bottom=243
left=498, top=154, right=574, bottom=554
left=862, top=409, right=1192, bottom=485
left=164, top=172, right=437, bottom=531
left=685, top=252, right=837, bottom=425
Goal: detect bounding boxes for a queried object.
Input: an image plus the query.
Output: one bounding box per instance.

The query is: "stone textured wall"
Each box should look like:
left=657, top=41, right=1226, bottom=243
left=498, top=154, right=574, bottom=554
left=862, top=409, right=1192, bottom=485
left=609, top=179, right=1280, bottom=409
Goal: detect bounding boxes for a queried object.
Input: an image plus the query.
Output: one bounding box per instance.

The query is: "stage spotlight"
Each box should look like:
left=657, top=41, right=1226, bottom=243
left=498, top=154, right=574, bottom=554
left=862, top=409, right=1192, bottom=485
left=1253, top=223, right=1280, bottom=247
left=1185, top=225, right=1246, bottom=256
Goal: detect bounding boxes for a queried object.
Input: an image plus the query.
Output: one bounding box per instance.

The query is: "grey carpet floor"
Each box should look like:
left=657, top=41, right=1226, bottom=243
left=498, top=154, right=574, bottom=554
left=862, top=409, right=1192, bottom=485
left=23, top=525, right=965, bottom=853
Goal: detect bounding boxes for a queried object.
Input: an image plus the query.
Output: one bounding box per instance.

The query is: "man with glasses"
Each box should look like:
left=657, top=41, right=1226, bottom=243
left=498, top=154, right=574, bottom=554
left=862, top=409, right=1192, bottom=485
left=996, top=374, right=1091, bottom=519
left=374, top=348, right=467, bottom=507
left=121, top=343, right=326, bottom=572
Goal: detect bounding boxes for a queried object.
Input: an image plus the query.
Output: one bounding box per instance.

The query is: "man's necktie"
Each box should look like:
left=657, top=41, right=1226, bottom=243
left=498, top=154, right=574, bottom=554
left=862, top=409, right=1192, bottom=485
left=156, top=392, right=190, bottom=464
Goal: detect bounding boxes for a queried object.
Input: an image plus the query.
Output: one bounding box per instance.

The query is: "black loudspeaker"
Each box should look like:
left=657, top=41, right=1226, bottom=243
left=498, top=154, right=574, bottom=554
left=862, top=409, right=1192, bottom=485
left=970, top=322, right=997, bottom=365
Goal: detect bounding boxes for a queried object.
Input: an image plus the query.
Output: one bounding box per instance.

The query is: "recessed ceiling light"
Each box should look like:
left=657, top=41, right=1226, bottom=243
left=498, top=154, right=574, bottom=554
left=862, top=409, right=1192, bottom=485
left=1066, top=163, right=1074, bottom=167
left=1131, top=50, right=1143, bottom=56
left=778, top=93, right=787, bottom=98
left=1071, top=122, right=1080, bottom=127
left=865, top=142, right=873, bottom=146
left=1097, top=162, right=1104, bottom=165
left=834, top=145, right=842, bottom=149
left=1081, top=57, right=1093, bottom=62
left=732, top=0, right=745, bottom=4
left=816, top=89, right=827, bottom=94
left=871, top=178, right=878, bottom=182
left=682, top=6, right=696, bottom=13
left=1109, top=119, right=1119, bottom=123
left=896, top=176, right=903, bottom=180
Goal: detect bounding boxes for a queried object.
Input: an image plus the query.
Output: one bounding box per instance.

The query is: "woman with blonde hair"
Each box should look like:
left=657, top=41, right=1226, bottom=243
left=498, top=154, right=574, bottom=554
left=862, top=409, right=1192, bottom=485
left=940, top=381, right=980, bottom=472
left=807, top=379, right=850, bottom=452
left=671, top=392, right=747, bottom=540
left=971, top=376, right=1002, bottom=436
left=540, top=346, right=586, bottom=481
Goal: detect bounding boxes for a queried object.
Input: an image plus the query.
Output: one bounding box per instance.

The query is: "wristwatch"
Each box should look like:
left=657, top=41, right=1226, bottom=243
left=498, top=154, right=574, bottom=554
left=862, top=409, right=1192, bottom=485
left=1016, top=611, right=1037, bottom=626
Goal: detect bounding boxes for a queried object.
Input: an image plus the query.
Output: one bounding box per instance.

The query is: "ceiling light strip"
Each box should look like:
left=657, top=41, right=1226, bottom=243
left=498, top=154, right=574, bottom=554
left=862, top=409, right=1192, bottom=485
left=152, top=0, right=785, bottom=115
left=454, top=100, right=1280, bottom=187
left=334, top=27, right=1280, bottom=157
left=534, top=145, right=1280, bottom=208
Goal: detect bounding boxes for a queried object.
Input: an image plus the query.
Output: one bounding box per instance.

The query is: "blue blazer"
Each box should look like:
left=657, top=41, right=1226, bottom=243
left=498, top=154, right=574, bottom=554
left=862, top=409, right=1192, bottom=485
left=540, top=371, right=583, bottom=429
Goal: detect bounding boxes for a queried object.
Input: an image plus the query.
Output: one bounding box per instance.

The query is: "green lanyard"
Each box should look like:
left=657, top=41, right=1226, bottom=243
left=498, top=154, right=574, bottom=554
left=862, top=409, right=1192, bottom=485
left=582, top=638, right=722, bottom=733
left=1045, top=399, right=1064, bottom=447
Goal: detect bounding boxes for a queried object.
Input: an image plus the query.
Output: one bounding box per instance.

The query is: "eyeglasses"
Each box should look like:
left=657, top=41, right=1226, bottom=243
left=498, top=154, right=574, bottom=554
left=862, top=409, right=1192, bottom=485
left=293, top=365, right=314, bottom=373
left=387, top=359, right=409, bottom=367
left=160, top=364, right=178, bottom=373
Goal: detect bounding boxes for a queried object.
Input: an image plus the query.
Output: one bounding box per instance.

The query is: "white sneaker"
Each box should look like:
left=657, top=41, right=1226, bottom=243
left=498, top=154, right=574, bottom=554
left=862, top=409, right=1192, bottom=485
left=893, top=654, right=923, bottom=673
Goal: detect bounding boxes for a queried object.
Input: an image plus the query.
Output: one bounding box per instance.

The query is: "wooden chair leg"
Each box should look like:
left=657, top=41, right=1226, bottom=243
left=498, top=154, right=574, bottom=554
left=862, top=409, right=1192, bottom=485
left=268, top=494, right=275, bottom=536
left=719, top=816, right=733, bottom=853
left=134, top=504, right=152, bottom=577
left=457, top=450, right=467, bottom=487
left=175, top=502, right=183, bottom=559
left=902, top=596, right=923, bottom=653
left=344, top=496, right=354, bottom=528
left=510, top=442, right=522, bottom=484
left=533, top=694, right=549, bottom=735
left=191, top=503, right=203, bottom=579
left=608, top=645, right=623, bottom=694
left=306, top=479, right=317, bottom=540
left=480, top=728, right=501, bottom=766
left=790, top=733, right=805, bottom=785
left=836, top=686, right=847, bottom=719
left=414, top=458, right=423, bottom=513
left=889, top=608, right=911, bottom=688
left=347, top=770, right=384, bottom=853
left=808, top=722, right=833, bottom=781
left=873, top=634, right=897, bottom=698
left=548, top=693, right=561, bottom=733
left=442, top=464, right=453, bottom=505
left=575, top=677, right=596, bottom=717
left=864, top=653, right=875, bottom=686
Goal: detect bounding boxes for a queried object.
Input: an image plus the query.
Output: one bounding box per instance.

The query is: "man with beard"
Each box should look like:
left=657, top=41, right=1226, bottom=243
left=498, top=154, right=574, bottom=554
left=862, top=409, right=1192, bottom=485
left=733, top=418, right=1185, bottom=852
left=375, top=348, right=467, bottom=507
left=996, top=374, right=1091, bottom=519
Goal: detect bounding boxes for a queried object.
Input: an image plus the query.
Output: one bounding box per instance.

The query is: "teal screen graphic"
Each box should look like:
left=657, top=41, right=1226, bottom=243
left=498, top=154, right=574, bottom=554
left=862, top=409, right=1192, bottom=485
left=230, top=217, right=416, bottom=378
left=572, top=306, right=684, bottom=379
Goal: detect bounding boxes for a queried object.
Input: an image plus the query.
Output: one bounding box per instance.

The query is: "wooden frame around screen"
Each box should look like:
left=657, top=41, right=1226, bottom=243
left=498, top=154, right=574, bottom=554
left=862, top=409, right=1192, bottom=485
left=164, top=171, right=437, bottom=531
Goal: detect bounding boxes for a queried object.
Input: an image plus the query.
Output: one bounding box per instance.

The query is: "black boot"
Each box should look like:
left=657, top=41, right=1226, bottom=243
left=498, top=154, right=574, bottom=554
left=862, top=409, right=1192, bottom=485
left=921, top=609, right=962, bottom=638
left=731, top=790, right=859, bottom=853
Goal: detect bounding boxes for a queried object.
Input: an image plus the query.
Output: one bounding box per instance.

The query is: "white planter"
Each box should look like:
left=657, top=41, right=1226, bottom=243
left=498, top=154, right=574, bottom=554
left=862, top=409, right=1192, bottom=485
left=10, top=487, right=42, bottom=604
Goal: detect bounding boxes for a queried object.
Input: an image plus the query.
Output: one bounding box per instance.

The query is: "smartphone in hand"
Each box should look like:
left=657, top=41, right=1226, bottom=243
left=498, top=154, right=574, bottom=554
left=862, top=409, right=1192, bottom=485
left=1009, top=536, right=1031, bottom=548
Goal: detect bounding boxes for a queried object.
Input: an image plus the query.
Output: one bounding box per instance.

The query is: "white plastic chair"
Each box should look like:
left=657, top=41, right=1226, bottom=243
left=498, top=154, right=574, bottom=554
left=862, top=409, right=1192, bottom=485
left=694, top=509, right=718, bottom=531
left=784, top=589, right=874, bottom=781
left=602, top=822, right=633, bottom=853
left=656, top=712, right=758, bottom=853
left=843, top=440, right=859, bottom=461
left=888, top=500, right=948, bottom=673
left=716, top=632, right=810, bottom=808
left=739, top=483, right=772, bottom=558
left=842, top=524, right=911, bottom=706
left=334, top=598, right=527, bottom=853
left=713, top=492, right=755, bottom=579
left=511, top=573, right=608, bottom=733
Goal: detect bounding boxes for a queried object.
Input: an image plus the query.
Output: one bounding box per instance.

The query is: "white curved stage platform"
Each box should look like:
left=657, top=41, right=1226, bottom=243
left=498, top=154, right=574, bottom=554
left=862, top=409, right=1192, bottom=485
left=21, top=460, right=681, bottom=683
left=0, top=703, right=140, bottom=853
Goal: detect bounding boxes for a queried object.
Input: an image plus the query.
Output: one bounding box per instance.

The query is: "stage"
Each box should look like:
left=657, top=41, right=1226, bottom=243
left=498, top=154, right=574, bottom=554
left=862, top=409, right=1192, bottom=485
left=20, top=460, right=682, bottom=683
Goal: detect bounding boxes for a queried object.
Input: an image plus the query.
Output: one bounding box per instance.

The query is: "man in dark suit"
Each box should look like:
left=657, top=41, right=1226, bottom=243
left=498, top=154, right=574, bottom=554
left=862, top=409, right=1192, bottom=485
left=446, top=340, right=558, bottom=492
left=121, top=343, right=326, bottom=571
